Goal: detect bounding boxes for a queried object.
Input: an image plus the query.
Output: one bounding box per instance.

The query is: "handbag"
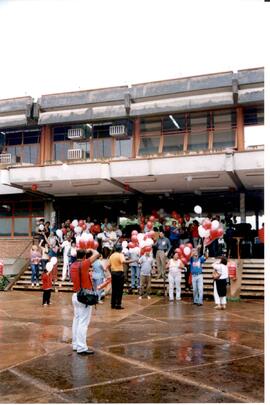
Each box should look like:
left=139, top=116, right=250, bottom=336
left=212, top=270, right=221, bottom=280
left=77, top=262, right=99, bottom=307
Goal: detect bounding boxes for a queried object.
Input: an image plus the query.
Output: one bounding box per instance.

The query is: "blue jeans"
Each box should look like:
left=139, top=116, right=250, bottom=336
left=130, top=266, right=140, bottom=288
left=92, top=278, right=104, bottom=301
left=31, top=264, right=40, bottom=283
left=192, top=274, right=203, bottom=304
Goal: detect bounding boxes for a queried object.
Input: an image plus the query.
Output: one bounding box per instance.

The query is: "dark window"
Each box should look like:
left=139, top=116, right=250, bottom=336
left=244, top=106, right=264, bottom=126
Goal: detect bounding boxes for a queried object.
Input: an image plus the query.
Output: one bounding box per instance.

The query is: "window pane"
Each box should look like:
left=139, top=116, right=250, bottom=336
left=23, top=130, right=40, bottom=144
left=188, top=112, right=208, bottom=151
left=115, top=139, right=132, bottom=157
left=6, top=133, right=22, bottom=145
left=53, top=127, right=71, bottom=141
left=0, top=218, right=12, bottom=236
left=0, top=204, right=12, bottom=217
left=14, top=218, right=30, bottom=236
left=163, top=114, right=186, bottom=132
left=163, top=133, right=184, bottom=153
left=213, top=129, right=235, bottom=150
left=54, top=142, right=70, bottom=160
left=244, top=106, right=264, bottom=126
left=14, top=202, right=30, bottom=216
left=93, top=138, right=112, bottom=159
left=23, top=145, right=39, bottom=164
left=32, top=202, right=44, bottom=216
left=141, top=119, right=161, bottom=136
left=73, top=142, right=90, bottom=159
left=213, top=110, right=236, bottom=129
left=138, top=137, right=160, bottom=155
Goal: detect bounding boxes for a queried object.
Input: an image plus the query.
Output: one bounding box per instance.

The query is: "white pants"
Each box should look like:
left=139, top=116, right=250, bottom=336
left=62, top=256, right=69, bottom=281
left=168, top=271, right=181, bottom=300
left=213, top=281, right=227, bottom=305
left=72, top=293, right=92, bottom=353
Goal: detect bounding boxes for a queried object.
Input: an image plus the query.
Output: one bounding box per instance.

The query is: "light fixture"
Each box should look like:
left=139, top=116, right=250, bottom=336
left=199, top=186, right=229, bottom=191
left=185, top=174, right=220, bottom=181
left=169, top=115, right=180, bottom=129
left=71, top=181, right=100, bottom=187
left=126, top=177, right=157, bottom=184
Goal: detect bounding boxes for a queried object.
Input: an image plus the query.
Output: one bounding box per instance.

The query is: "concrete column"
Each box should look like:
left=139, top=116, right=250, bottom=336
left=240, top=193, right=246, bottom=223
left=236, top=107, right=245, bottom=151
left=44, top=201, right=55, bottom=226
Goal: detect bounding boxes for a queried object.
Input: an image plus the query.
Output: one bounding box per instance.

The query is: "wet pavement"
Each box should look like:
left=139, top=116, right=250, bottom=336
left=0, top=291, right=264, bottom=403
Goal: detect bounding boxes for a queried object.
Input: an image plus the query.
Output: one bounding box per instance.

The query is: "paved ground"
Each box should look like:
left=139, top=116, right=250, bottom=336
left=0, top=291, right=264, bottom=403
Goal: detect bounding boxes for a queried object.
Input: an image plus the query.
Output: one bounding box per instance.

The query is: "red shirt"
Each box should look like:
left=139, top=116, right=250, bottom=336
left=191, top=225, right=199, bottom=238
left=258, top=228, right=264, bottom=243
left=42, top=272, right=53, bottom=290
left=70, top=259, right=93, bottom=292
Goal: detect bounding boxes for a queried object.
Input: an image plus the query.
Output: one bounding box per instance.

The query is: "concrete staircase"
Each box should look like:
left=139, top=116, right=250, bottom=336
left=10, top=257, right=264, bottom=298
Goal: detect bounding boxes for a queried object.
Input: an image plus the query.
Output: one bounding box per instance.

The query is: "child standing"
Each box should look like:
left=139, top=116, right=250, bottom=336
left=30, top=245, right=41, bottom=287
left=92, top=255, right=105, bottom=304
left=41, top=265, right=53, bottom=306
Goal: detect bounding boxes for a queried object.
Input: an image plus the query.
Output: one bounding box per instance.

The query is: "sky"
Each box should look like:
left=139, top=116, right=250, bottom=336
left=0, top=0, right=268, bottom=100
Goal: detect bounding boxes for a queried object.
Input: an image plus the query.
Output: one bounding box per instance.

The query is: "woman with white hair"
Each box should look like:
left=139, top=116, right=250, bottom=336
left=212, top=256, right=228, bottom=310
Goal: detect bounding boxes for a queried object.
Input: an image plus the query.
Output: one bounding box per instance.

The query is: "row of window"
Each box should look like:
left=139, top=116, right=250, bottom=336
left=0, top=107, right=264, bottom=164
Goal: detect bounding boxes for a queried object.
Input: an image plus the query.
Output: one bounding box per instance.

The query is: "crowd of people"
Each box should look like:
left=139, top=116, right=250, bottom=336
left=28, top=210, right=262, bottom=356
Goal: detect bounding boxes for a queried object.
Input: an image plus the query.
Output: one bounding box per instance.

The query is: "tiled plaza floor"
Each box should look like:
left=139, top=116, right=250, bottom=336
left=0, top=291, right=264, bottom=403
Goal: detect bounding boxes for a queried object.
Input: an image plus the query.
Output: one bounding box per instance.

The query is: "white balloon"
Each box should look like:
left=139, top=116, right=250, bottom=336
left=81, top=232, right=88, bottom=241
left=74, top=226, right=82, bottom=234
left=137, top=233, right=144, bottom=241
left=198, top=225, right=206, bottom=238
left=50, top=257, right=57, bottom=265
left=56, top=229, right=62, bottom=238
left=211, top=220, right=220, bottom=231
left=145, top=238, right=154, bottom=247
left=194, top=205, right=202, bottom=215
left=72, top=219, right=78, bottom=227
left=183, top=246, right=191, bottom=256
left=38, top=224, right=44, bottom=231
left=122, top=241, right=128, bottom=248
left=204, top=229, right=210, bottom=238
left=46, top=262, right=54, bottom=272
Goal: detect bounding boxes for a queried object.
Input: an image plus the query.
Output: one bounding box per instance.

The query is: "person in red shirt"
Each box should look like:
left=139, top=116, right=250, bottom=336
left=70, top=248, right=99, bottom=356
left=41, top=267, right=53, bottom=306
left=258, top=223, right=264, bottom=244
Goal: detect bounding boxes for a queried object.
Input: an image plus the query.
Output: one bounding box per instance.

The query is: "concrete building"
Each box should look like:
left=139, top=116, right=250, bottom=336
left=0, top=67, right=264, bottom=239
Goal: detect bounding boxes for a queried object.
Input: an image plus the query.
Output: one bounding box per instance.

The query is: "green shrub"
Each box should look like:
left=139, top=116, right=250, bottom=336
left=0, top=275, right=10, bottom=290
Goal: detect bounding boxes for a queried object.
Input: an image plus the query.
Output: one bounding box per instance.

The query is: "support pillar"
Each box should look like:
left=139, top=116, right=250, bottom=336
left=44, top=201, right=55, bottom=227
left=40, top=126, right=53, bottom=165
left=240, top=192, right=246, bottom=223
left=236, top=107, right=245, bottom=151
left=133, top=118, right=140, bottom=157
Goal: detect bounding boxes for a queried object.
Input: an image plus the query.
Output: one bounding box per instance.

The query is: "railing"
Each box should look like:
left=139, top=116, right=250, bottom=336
left=67, top=128, right=85, bottom=139
left=0, top=153, right=12, bottom=164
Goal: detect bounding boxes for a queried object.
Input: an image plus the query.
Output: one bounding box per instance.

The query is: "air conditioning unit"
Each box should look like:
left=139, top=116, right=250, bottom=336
left=67, top=149, right=83, bottom=160
left=109, top=125, right=127, bottom=137
left=67, top=128, right=85, bottom=140
left=0, top=153, right=12, bottom=164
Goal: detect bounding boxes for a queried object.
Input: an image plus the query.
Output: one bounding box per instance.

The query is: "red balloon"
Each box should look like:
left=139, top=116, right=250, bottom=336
left=86, top=240, right=94, bottom=249
left=144, top=246, right=152, bottom=253
left=179, top=244, right=185, bottom=251
left=216, top=228, right=224, bottom=238
left=146, top=221, right=153, bottom=230
left=210, top=229, right=219, bottom=239
left=93, top=240, right=99, bottom=249
left=181, top=257, right=188, bottom=265
left=82, top=224, right=87, bottom=231
left=128, top=242, right=135, bottom=248
left=202, top=219, right=212, bottom=230
left=149, top=215, right=155, bottom=222
left=78, top=220, right=85, bottom=227
left=187, top=243, right=193, bottom=249
left=79, top=240, right=87, bottom=249
left=131, top=230, right=138, bottom=236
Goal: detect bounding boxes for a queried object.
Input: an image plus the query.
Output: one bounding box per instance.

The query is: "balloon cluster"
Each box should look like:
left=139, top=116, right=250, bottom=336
left=175, top=243, right=193, bottom=265
left=198, top=219, right=224, bottom=246
left=122, top=229, right=155, bottom=255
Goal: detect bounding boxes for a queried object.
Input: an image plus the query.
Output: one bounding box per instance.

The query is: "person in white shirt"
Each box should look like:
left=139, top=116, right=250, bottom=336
left=212, top=257, right=229, bottom=310
left=167, top=253, right=185, bottom=301
left=60, top=236, right=72, bottom=284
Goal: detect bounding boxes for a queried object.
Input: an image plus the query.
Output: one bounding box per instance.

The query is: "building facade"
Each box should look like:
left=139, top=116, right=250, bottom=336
left=0, top=67, right=264, bottom=238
